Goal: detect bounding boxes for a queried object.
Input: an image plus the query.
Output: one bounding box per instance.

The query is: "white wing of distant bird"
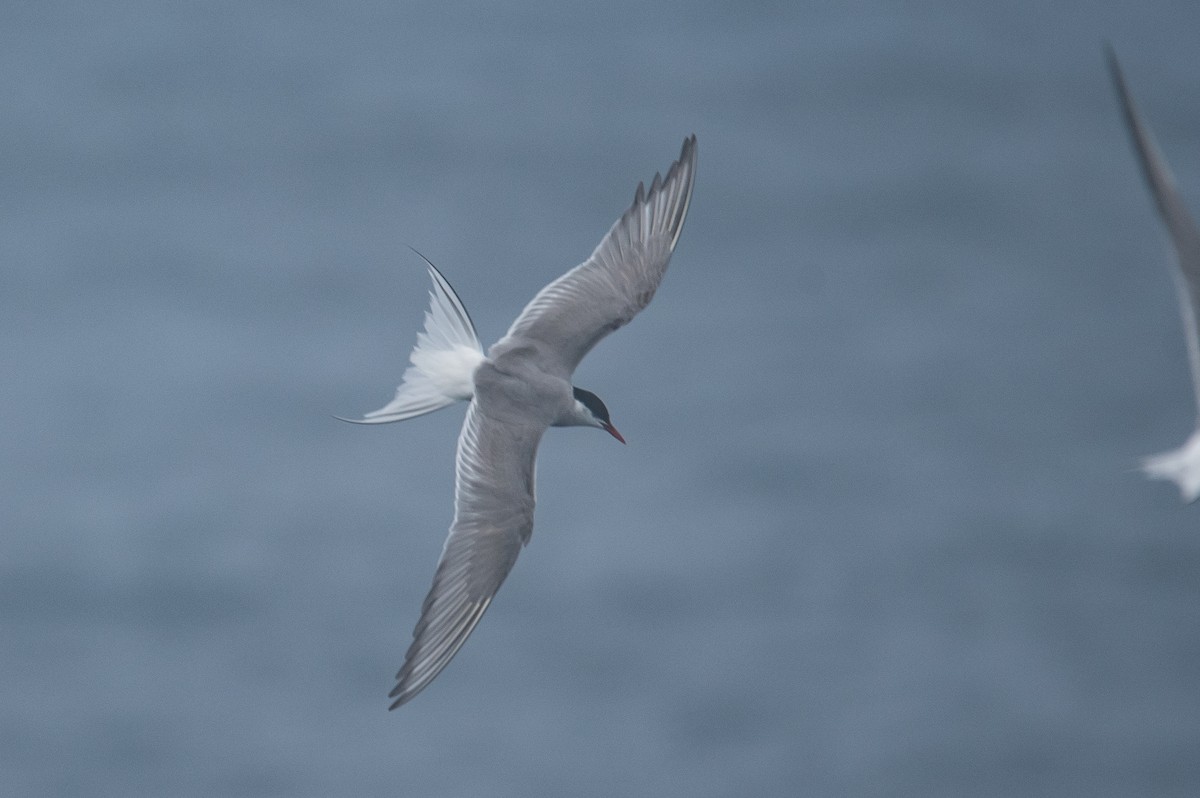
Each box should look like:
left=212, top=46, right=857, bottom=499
left=1108, top=49, right=1200, bottom=502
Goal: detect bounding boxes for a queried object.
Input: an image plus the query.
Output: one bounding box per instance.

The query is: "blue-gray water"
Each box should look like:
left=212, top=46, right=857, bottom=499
left=4, top=2, right=1200, bottom=795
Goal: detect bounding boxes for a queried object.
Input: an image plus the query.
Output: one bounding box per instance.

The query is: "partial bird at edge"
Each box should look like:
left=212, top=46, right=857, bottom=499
left=1108, top=48, right=1200, bottom=503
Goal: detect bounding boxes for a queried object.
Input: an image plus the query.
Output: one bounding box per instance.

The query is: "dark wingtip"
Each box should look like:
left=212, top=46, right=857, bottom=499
left=1104, top=42, right=1125, bottom=92
left=681, top=134, right=697, bottom=163
left=387, top=680, right=412, bottom=710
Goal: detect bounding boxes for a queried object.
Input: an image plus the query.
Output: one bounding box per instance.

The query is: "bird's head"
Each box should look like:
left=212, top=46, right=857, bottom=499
left=570, top=387, right=625, bottom=444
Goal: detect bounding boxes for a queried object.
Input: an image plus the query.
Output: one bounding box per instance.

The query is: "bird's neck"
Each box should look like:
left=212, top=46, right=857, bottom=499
left=552, top=397, right=597, bottom=429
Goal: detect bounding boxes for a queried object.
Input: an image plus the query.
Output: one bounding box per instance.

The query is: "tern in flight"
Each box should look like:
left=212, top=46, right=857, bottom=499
left=343, top=136, right=697, bottom=707
left=1109, top=51, right=1200, bottom=502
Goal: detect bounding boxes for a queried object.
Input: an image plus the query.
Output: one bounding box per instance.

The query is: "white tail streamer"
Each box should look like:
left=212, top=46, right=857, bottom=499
left=343, top=258, right=484, bottom=425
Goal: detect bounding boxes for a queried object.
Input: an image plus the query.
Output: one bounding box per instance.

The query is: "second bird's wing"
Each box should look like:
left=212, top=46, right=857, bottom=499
left=1109, top=49, right=1200, bottom=410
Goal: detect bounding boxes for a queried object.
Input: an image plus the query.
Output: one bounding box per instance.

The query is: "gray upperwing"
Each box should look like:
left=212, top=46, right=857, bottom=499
left=388, top=401, right=542, bottom=709
left=498, top=135, right=698, bottom=378
left=1108, top=48, right=1200, bottom=412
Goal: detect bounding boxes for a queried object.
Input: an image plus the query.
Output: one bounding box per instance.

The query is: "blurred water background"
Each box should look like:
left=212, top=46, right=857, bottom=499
left=4, top=2, right=1200, bottom=795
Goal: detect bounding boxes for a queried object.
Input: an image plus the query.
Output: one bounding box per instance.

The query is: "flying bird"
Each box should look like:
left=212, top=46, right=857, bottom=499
left=1108, top=50, right=1200, bottom=502
left=344, top=136, right=697, bottom=707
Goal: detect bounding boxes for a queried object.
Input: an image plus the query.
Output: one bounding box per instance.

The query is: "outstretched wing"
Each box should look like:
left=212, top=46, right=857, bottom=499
left=497, top=135, right=697, bottom=378
left=388, top=400, right=542, bottom=708
left=1108, top=48, right=1200, bottom=412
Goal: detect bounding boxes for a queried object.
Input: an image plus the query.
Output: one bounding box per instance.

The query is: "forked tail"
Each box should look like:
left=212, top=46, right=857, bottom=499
left=341, top=255, right=485, bottom=425
left=1142, top=428, right=1200, bottom=503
